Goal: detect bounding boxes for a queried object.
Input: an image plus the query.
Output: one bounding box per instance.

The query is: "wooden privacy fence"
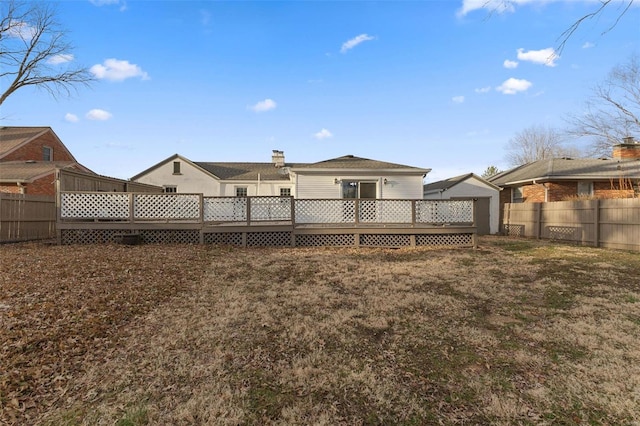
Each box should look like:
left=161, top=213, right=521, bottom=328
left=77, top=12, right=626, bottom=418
left=0, top=194, right=56, bottom=243
left=58, top=192, right=477, bottom=248
left=502, top=198, right=640, bottom=251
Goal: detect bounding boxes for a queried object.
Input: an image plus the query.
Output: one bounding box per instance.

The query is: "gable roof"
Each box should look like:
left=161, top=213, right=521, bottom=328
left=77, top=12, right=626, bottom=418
left=0, top=126, right=77, bottom=162
left=0, top=161, right=87, bottom=183
left=423, top=173, right=500, bottom=194
left=194, top=162, right=302, bottom=181
left=291, top=155, right=430, bottom=173
left=490, top=157, right=640, bottom=186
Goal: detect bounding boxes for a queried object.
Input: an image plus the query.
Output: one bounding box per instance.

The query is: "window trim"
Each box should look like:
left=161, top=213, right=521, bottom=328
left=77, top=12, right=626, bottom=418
left=279, top=187, right=292, bottom=197
left=512, top=186, right=524, bottom=203
left=577, top=181, right=594, bottom=197
left=42, top=146, right=52, bottom=162
left=163, top=185, right=177, bottom=193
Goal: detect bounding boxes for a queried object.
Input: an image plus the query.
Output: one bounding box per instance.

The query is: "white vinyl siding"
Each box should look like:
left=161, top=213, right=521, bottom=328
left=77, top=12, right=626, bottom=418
left=296, top=175, right=341, bottom=199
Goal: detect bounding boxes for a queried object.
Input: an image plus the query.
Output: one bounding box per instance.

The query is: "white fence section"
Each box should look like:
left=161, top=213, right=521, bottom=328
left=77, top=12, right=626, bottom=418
left=60, top=193, right=474, bottom=225
left=204, top=197, right=246, bottom=222
left=295, top=199, right=355, bottom=224
left=416, top=200, right=474, bottom=224
left=134, top=194, right=200, bottom=220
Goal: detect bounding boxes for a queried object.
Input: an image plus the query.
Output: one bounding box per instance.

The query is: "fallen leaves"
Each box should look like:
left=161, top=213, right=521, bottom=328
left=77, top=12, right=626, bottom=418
left=0, top=243, right=211, bottom=425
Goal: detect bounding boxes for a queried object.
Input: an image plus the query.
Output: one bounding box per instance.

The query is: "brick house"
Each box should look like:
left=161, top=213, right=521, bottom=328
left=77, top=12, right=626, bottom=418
left=0, top=127, right=92, bottom=195
left=489, top=139, right=640, bottom=214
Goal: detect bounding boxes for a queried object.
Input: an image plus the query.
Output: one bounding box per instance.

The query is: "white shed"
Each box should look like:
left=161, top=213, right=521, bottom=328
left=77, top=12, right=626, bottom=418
left=423, top=173, right=501, bottom=235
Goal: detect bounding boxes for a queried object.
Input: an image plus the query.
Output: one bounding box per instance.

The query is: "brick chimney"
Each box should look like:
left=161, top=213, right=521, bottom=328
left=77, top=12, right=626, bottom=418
left=272, top=150, right=285, bottom=168
left=612, top=137, right=640, bottom=160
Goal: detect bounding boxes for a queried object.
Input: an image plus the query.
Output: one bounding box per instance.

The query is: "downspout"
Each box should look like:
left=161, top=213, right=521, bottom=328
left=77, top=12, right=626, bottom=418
left=257, top=173, right=261, bottom=196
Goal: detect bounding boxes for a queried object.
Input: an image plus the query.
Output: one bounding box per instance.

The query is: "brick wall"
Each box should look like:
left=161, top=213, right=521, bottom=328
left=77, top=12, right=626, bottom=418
left=23, top=174, right=56, bottom=195
left=546, top=182, right=577, bottom=201
left=613, top=144, right=640, bottom=160
left=0, top=185, right=22, bottom=194
left=1, top=131, right=74, bottom=162
left=594, top=181, right=636, bottom=199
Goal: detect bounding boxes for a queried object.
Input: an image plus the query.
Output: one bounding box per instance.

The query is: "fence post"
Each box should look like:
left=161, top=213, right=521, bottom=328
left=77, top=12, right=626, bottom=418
left=411, top=200, right=417, bottom=226
left=535, top=203, right=542, bottom=239
left=129, top=193, right=135, bottom=223
left=593, top=199, right=600, bottom=248
left=354, top=199, right=359, bottom=225
left=246, top=197, right=251, bottom=226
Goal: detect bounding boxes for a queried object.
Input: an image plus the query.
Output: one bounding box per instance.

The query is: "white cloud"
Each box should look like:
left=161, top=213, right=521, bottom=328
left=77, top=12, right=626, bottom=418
left=90, top=58, right=149, bottom=81
left=517, top=47, right=559, bottom=67
left=452, top=96, right=465, bottom=104
left=340, top=34, right=375, bottom=53
left=90, top=0, right=127, bottom=10
left=475, top=86, right=491, bottom=94
left=457, top=0, right=543, bottom=17
left=64, top=113, right=79, bottom=123
left=86, top=109, right=113, bottom=121
left=249, top=99, right=277, bottom=113
left=582, top=42, right=595, bottom=49
left=496, top=78, right=532, bottom=95
left=7, top=21, right=37, bottom=39
left=503, top=59, right=518, bottom=69
left=48, top=54, right=74, bottom=65
left=314, top=128, right=333, bottom=140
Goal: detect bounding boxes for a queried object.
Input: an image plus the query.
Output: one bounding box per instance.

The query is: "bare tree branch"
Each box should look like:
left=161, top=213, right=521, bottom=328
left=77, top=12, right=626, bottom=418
left=566, top=54, right=640, bottom=157
left=0, top=0, right=93, bottom=107
left=505, top=125, right=581, bottom=166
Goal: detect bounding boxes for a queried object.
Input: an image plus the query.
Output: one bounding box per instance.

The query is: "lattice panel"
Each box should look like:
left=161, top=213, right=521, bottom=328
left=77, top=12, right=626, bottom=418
left=61, top=229, right=127, bottom=244
left=416, top=233, right=473, bottom=247
left=203, top=197, right=246, bottom=222
left=134, top=194, right=200, bottom=220
left=139, top=230, right=199, bottom=244
left=360, top=234, right=412, bottom=247
left=503, top=224, right=523, bottom=237
left=295, top=200, right=355, bottom=223
left=415, top=200, right=473, bottom=224
left=358, top=200, right=412, bottom=223
left=204, top=232, right=243, bottom=246
left=546, top=226, right=579, bottom=241
left=246, top=232, right=291, bottom=247
left=250, top=197, right=291, bottom=221
left=295, top=234, right=355, bottom=247
left=61, top=193, right=129, bottom=219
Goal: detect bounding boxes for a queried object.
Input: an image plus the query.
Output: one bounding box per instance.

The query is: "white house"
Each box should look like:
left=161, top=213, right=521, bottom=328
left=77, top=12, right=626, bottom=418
left=131, top=151, right=431, bottom=200
left=423, top=173, right=500, bottom=235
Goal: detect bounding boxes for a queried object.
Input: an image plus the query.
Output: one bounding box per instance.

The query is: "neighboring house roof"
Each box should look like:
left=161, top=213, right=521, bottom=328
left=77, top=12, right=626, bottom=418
left=0, top=161, right=87, bottom=183
left=195, top=162, right=305, bottom=181
left=0, top=126, right=77, bottom=162
left=490, top=158, right=640, bottom=186
left=291, top=155, right=431, bottom=173
left=423, top=173, right=500, bottom=195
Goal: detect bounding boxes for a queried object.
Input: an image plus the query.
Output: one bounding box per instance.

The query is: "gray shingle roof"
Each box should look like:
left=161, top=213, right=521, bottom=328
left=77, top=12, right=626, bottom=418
left=0, top=161, right=78, bottom=182
left=293, top=155, right=429, bottom=171
left=0, top=127, right=50, bottom=158
left=490, top=158, right=640, bottom=186
left=194, top=162, right=305, bottom=181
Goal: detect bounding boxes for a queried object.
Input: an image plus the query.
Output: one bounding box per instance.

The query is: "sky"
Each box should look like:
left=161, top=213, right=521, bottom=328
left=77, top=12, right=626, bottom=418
left=2, top=0, right=639, bottom=182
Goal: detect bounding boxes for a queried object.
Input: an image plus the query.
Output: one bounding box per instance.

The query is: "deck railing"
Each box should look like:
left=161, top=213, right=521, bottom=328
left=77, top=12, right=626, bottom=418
left=59, top=193, right=474, bottom=226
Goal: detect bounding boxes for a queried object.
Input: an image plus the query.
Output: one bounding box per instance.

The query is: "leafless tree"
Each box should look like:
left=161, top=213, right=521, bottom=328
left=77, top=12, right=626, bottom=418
left=566, top=54, right=640, bottom=157
left=0, top=1, right=92, bottom=107
left=505, top=125, right=581, bottom=166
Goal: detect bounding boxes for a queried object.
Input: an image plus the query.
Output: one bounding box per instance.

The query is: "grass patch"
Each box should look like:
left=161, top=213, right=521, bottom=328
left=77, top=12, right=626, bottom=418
left=2, top=237, right=639, bottom=425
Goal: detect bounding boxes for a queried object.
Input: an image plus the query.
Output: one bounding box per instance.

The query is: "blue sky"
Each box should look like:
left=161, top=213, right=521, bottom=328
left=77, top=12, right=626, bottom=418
left=2, top=0, right=639, bottom=181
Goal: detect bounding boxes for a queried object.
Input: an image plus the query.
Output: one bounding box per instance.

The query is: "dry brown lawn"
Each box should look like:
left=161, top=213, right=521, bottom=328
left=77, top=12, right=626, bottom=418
left=1, top=237, right=639, bottom=425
